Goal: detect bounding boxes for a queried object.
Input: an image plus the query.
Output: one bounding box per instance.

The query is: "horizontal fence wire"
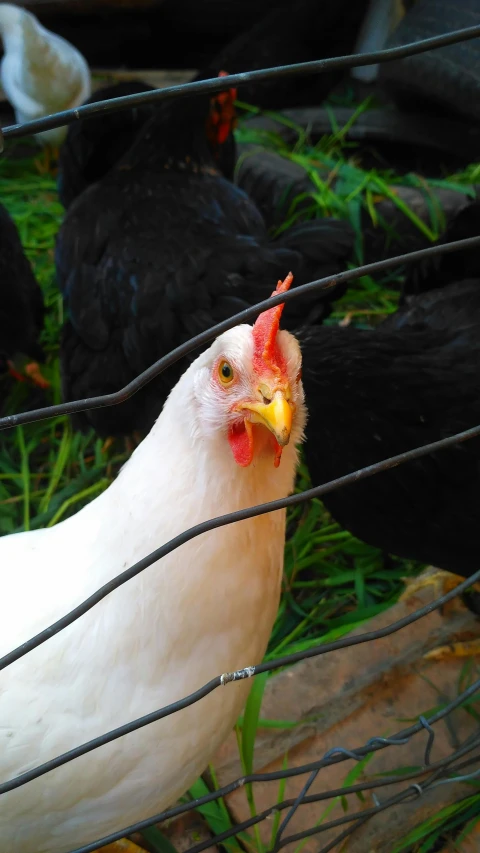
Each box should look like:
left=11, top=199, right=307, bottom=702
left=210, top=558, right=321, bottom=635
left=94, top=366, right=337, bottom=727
left=72, top=740, right=480, bottom=853
left=1, top=236, right=480, bottom=431
left=1, top=24, right=480, bottom=141
left=3, top=569, right=480, bottom=811
left=66, top=680, right=480, bottom=853
left=3, top=425, right=480, bottom=676
left=1, top=20, right=480, bottom=853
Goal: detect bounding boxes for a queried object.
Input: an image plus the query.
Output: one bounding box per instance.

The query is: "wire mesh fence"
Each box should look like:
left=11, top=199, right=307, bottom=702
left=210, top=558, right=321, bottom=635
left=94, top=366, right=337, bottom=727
left=68, top=690, right=480, bottom=853
left=1, top=19, right=480, bottom=853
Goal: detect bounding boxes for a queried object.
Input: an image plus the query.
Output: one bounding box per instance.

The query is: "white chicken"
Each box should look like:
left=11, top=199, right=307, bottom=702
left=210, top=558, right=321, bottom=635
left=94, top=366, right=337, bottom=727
left=0, top=3, right=91, bottom=146
left=0, top=274, right=306, bottom=853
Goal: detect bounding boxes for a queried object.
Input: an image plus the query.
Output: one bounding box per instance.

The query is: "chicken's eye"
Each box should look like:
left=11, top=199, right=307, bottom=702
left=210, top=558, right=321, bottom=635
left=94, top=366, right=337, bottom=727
left=218, top=360, right=234, bottom=385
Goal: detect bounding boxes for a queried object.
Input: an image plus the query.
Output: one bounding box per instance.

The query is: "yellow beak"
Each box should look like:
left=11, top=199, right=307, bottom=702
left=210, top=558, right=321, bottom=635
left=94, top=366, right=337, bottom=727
left=237, top=389, right=293, bottom=447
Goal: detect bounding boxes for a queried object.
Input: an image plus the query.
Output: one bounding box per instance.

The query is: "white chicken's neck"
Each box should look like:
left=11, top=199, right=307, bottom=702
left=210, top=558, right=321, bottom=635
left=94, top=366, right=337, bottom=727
left=0, top=333, right=302, bottom=853
left=62, top=368, right=297, bottom=590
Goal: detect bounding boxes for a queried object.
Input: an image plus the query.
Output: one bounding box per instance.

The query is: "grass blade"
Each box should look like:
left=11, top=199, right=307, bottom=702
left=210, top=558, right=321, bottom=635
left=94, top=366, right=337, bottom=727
left=16, top=426, right=30, bottom=531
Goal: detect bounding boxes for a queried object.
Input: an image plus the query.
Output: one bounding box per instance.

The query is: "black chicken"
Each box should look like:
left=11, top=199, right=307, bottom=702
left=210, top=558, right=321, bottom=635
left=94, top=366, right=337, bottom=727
left=300, top=200, right=480, bottom=655
left=402, top=201, right=480, bottom=298
left=0, top=203, right=48, bottom=399
left=57, top=71, right=235, bottom=211
left=57, top=80, right=156, bottom=210
left=209, top=0, right=370, bottom=109
left=55, top=72, right=354, bottom=437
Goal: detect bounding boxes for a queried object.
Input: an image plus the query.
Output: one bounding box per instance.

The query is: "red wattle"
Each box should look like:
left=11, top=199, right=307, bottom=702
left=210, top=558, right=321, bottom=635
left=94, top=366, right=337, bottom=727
left=228, top=420, right=254, bottom=467
left=271, top=436, right=283, bottom=468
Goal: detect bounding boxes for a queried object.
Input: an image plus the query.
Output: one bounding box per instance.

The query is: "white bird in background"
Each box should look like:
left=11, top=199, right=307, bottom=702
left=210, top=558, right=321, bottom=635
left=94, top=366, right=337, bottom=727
left=0, top=274, right=306, bottom=853
left=0, top=3, right=91, bottom=146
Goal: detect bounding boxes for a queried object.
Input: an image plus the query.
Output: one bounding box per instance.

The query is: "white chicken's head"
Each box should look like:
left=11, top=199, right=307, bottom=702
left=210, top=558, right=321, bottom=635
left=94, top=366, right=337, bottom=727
left=191, top=273, right=306, bottom=468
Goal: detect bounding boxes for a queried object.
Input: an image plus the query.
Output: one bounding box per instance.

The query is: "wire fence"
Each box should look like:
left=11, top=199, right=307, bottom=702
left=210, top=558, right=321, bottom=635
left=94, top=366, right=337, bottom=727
left=1, top=20, right=480, bottom=853
left=68, top=693, right=480, bottom=853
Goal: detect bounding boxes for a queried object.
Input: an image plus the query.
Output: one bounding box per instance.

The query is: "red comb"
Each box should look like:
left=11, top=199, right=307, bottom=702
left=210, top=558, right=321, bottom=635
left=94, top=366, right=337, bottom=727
left=215, top=70, right=238, bottom=108
left=207, top=70, right=237, bottom=147
left=252, top=272, right=293, bottom=376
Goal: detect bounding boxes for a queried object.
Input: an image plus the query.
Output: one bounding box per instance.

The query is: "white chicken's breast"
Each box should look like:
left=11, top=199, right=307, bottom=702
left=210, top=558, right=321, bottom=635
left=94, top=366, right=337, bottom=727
left=0, top=3, right=91, bottom=145
left=0, top=278, right=306, bottom=852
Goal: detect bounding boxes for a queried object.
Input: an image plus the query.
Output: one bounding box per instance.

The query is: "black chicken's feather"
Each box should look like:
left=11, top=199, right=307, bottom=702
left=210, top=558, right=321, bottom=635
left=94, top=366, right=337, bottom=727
left=57, top=80, right=157, bottom=210
left=0, top=204, right=44, bottom=364
left=301, top=204, right=480, bottom=579
left=56, top=77, right=354, bottom=436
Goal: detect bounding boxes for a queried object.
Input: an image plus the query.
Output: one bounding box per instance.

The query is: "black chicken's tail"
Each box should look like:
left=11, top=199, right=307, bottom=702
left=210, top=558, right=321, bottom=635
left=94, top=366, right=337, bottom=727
left=273, top=217, right=355, bottom=326
left=402, top=200, right=480, bottom=301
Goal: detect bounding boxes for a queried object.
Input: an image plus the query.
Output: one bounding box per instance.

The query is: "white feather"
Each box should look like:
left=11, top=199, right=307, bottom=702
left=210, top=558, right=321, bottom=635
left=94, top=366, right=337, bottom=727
left=0, top=323, right=305, bottom=852
left=0, top=4, right=91, bottom=145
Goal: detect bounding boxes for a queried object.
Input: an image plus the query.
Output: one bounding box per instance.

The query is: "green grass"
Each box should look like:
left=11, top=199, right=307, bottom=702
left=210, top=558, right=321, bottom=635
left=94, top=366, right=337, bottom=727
left=0, top=133, right=423, bottom=621
left=0, top=143, right=130, bottom=536
left=0, top=109, right=478, bottom=853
